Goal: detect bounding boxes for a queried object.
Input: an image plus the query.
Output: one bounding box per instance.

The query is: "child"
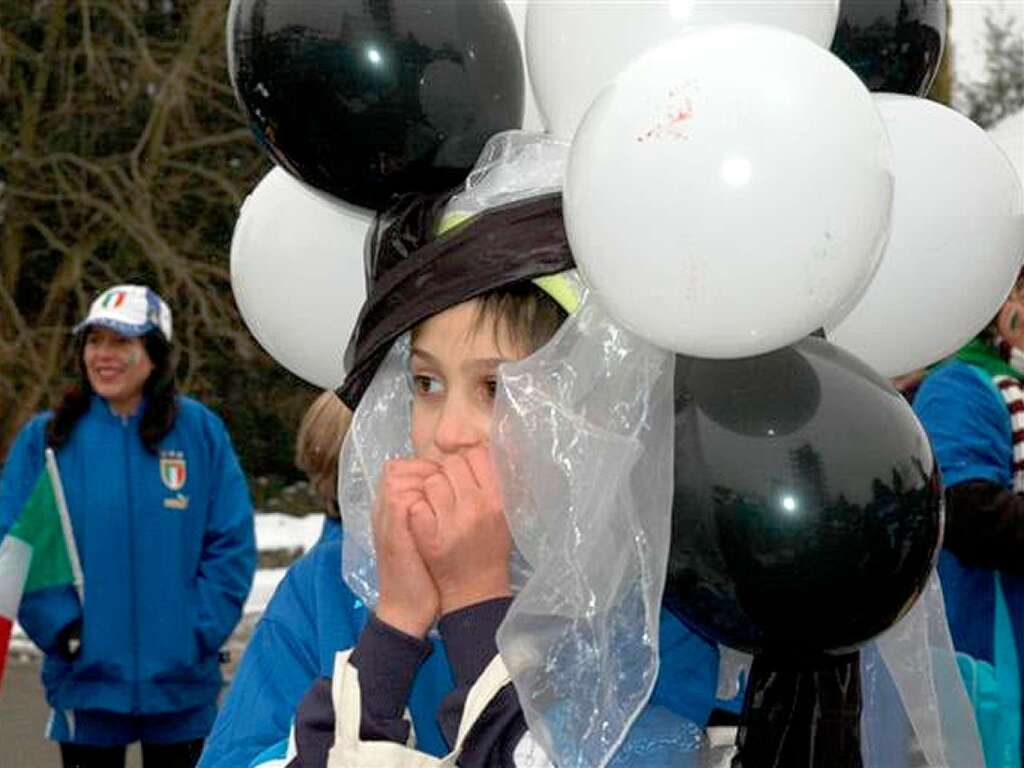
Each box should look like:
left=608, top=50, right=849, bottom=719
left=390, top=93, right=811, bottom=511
left=279, top=179, right=711, bottom=766
left=198, top=134, right=726, bottom=768
left=214, top=132, right=980, bottom=768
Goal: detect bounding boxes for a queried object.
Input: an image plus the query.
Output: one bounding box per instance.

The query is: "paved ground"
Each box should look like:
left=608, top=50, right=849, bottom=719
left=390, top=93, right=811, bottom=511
left=1, top=617, right=255, bottom=768
left=1, top=658, right=143, bottom=768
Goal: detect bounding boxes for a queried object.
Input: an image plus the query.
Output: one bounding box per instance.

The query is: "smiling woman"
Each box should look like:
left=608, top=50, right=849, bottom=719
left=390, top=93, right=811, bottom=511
left=0, top=284, right=256, bottom=768
left=82, top=329, right=155, bottom=416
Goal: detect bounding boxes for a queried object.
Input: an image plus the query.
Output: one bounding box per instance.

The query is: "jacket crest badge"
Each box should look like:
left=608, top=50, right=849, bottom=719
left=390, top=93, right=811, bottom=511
left=159, top=451, right=187, bottom=491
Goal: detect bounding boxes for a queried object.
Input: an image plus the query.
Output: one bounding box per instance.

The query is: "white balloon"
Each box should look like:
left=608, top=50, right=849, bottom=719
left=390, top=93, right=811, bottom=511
left=505, top=0, right=546, bottom=132
left=231, top=167, right=369, bottom=389
left=564, top=26, right=893, bottom=359
left=527, top=0, right=839, bottom=139
left=989, top=108, right=1024, bottom=196
left=827, top=96, right=1024, bottom=377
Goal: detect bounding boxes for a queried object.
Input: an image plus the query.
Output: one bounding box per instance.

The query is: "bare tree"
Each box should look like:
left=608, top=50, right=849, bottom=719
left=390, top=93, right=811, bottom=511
left=958, top=6, right=1024, bottom=128
left=0, top=0, right=313, bottom=468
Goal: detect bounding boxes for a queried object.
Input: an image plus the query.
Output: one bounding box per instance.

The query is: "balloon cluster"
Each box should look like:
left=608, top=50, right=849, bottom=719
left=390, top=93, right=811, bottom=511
left=223, top=0, right=1024, bottom=717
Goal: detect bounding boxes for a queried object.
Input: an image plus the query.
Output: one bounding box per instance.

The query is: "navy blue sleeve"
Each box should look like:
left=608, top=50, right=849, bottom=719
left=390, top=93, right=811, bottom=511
left=349, top=613, right=433, bottom=744
left=193, top=406, right=257, bottom=657
left=914, top=363, right=1012, bottom=488
left=437, top=598, right=527, bottom=767
left=289, top=677, right=336, bottom=768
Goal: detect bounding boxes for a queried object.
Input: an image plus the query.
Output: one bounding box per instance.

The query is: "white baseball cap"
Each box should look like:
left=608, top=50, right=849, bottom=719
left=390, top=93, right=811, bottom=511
left=74, top=284, right=173, bottom=343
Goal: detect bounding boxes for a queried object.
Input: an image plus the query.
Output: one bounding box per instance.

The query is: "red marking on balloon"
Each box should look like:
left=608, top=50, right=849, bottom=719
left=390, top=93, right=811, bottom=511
left=636, top=95, right=694, bottom=143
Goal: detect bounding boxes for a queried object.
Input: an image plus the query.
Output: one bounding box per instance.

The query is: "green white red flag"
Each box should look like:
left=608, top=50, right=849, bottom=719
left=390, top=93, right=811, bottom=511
left=0, top=449, right=82, bottom=689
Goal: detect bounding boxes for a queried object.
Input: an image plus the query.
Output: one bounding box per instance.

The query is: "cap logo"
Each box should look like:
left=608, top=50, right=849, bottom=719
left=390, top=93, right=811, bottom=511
left=100, top=290, right=127, bottom=310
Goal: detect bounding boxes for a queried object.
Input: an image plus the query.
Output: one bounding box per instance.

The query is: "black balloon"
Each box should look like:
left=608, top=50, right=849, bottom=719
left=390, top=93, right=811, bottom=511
left=664, top=337, right=942, bottom=656
left=831, top=0, right=947, bottom=96
left=228, top=0, right=525, bottom=210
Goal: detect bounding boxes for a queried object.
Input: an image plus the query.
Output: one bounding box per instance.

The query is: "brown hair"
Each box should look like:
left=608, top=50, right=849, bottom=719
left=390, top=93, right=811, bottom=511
left=410, top=282, right=568, bottom=365
left=471, top=282, right=568, bottom=356
left=295, top=391, right=352, bottom=519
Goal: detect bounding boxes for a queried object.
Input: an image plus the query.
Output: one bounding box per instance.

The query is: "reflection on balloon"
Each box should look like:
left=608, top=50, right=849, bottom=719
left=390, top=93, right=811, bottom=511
left=564, top=26, right=893, bottom=358
left=230, top=168, right=369, bottom=389
left=831, top=0, right=947, bottom=96
left=228, top=0, right=524, bottom=210
left=665, top=337, right=942, bottom=655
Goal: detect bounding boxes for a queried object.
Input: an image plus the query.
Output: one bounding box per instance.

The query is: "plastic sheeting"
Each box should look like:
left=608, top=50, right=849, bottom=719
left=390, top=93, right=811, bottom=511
left=492, top=292, right=675, bottom=768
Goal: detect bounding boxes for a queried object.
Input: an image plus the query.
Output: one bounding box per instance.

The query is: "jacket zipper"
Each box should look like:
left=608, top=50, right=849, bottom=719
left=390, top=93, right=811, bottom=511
left=123, top=415, right=141, bottom=714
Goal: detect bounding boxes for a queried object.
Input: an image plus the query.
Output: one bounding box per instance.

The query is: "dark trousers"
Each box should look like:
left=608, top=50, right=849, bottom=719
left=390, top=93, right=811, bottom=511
left=59, top=739, right=204, bottom=768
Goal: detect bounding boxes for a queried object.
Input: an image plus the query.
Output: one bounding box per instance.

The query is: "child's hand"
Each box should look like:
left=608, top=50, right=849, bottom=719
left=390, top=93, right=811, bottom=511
left=373, top=458, right=442, bottom=638
left=409, top=445, right=513, bottom=615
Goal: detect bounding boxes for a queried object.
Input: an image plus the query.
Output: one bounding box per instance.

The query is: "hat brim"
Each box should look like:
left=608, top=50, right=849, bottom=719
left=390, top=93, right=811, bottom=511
left=73, top=317, right=155, bottom=338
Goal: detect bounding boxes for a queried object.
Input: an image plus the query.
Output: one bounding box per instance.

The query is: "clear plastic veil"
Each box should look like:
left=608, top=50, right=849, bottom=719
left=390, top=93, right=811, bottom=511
left=337, top=129, right=984, bottom=767
left=491, top=291, right=675, bottom=768
left=338, top=293, right=983, bottom=768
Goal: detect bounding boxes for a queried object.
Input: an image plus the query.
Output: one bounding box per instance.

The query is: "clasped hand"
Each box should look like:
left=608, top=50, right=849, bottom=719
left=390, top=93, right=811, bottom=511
left=373, top=446, right=513, bottom=639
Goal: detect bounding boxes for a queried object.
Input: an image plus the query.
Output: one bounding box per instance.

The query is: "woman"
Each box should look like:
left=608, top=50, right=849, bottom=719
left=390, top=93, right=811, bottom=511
left=0, top=284, right=256, bottom=768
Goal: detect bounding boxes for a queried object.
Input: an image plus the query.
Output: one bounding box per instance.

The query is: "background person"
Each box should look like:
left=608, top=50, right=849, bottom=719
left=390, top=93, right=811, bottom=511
left=0, top=284, right=256, bottom=768
left=914, top=273, right=1024, bottom=765
left=294, top=390, right=350, bottom=544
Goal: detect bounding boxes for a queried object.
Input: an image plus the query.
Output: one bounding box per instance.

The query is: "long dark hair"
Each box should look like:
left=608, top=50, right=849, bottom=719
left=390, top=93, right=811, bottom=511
left=46, top=329, right=179, bottom=454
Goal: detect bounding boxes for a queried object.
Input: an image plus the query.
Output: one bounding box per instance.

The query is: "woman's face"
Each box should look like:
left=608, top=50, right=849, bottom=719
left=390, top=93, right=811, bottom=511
left=409, top=300, right=525, bottom=463
left=83, top=327, right=154, bottom=415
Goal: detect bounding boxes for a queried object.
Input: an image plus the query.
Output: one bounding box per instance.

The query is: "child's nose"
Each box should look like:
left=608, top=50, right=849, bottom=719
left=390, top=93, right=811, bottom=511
left=433, top=397, right=484, bottom=454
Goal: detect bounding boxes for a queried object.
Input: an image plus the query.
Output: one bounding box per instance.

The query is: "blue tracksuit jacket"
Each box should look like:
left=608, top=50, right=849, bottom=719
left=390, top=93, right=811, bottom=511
left=0, top=395, right=256, bottom=728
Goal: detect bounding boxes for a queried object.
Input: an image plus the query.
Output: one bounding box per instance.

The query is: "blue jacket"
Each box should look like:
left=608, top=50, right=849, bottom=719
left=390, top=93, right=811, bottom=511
left=0, top=395, right=256, bottom=716
left=199, top=518, right=730, bottom=768
left=915, top=362, right=1024, bottom=764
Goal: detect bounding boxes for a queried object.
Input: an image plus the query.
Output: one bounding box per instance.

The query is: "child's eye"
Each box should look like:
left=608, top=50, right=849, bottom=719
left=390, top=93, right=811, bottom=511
left=482, top=378, right=498, bottom=401
left=411, top=374, right=443, bottom=397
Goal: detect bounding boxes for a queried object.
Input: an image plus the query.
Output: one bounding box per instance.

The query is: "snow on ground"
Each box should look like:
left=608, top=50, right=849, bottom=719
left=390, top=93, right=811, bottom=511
left=245, top=567, right=288, bottom=615
left=255, top=511, right=325, bottom=554
left=9, top=512, right=326, bottom=658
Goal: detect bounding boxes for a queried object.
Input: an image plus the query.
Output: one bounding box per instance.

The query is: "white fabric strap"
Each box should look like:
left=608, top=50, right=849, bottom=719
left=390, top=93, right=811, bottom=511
left=326, top=651, right=518, bottom=768
left=328, top=650, right=425, bottom=767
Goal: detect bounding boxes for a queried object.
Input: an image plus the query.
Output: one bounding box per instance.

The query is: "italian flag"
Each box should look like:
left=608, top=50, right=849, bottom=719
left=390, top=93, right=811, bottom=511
left=0, top=449, right=83, bottom=688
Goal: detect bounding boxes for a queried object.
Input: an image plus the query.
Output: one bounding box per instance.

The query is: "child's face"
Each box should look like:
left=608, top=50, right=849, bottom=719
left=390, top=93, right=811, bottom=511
left=409, top=300, right=524, bottom=462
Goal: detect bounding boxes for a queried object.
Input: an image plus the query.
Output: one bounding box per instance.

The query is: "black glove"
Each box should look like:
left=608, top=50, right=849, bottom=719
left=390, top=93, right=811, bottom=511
left=55, top=619, right=82, bottom=661
left=945, top=480, right=1024, bottom=574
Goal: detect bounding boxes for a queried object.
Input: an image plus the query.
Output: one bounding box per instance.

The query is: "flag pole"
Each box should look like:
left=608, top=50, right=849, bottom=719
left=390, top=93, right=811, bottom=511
left=44, top=449, right=84, bottom=603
